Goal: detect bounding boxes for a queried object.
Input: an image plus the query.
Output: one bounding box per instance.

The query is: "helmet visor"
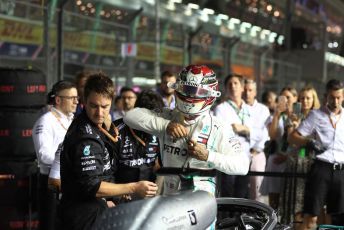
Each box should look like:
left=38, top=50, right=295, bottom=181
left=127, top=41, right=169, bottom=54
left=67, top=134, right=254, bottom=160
left=168, top=81, right=221, bottom=98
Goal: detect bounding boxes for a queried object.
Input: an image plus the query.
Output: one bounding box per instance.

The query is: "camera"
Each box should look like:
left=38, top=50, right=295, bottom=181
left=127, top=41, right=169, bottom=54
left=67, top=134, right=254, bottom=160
left=292, top=102, right=302, bottom=117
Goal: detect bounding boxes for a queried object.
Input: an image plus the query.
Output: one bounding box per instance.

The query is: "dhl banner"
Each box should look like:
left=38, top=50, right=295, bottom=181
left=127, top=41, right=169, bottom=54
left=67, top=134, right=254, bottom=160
left=137, top=42, right=183, bottom=66
left=0, top=18, right=42, bottom=45
left=0, top=17, right=116, bottom=56
left=0, top=16, right=184, bottom=65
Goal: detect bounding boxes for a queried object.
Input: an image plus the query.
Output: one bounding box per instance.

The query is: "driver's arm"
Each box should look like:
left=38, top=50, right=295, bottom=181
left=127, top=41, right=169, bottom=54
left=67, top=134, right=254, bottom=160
left=124, top=108, right=170, bottom=137
left=209, top=136, right=250, bottom=176
left=206, top=121, right=250, bottom=175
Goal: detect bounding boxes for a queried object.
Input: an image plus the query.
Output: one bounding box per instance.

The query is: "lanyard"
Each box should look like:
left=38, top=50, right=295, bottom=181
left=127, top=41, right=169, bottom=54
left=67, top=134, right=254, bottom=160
left=98, top=124, right=119, bottom=143
left=325, top=106, right=342, bottom=129
left=50, top=108, right=69, bottom=131
left=227, top=100, right=245, bottom=124
left=328, top=113, right=341, bottom=129
left=129, top=128, right=146, bottom=147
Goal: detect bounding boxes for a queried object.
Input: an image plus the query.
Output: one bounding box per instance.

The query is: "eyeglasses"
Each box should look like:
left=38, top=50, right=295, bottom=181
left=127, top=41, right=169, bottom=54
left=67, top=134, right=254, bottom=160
left=58, top=95, right=79, bottom=101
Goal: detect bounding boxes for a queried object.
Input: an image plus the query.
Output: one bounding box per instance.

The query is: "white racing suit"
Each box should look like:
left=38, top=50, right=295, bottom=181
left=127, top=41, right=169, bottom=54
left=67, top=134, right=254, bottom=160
left=124, top=108, right=250, bottom=195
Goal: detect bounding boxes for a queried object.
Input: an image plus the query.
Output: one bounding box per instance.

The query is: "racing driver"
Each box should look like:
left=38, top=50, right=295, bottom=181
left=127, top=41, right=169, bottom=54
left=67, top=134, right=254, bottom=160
left=124, top=64, right=250, bottom=195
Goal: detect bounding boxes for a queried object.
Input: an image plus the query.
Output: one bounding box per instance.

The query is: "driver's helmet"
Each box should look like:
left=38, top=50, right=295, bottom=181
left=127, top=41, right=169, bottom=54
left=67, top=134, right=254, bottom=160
left=168, top=65, right=221, bottom=115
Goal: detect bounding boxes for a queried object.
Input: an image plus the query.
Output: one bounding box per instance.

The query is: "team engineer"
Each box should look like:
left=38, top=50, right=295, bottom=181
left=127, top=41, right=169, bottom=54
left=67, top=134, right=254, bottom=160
left=59, top=72, right=157, bottom=230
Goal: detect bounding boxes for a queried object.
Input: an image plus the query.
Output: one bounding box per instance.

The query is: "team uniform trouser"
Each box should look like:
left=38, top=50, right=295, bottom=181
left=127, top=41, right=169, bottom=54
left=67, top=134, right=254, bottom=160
left=38, top=173, right=57, bottom=230
left=303, top=160, right=344, bottom=216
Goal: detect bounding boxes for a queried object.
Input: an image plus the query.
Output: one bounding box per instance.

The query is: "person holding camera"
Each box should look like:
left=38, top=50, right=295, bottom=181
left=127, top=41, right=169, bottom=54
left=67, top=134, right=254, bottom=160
left=289, top=79, right=344, bottom=230
left=279, top=86, right=320, bottom=224
left=260, top=86, right=298, bottom=210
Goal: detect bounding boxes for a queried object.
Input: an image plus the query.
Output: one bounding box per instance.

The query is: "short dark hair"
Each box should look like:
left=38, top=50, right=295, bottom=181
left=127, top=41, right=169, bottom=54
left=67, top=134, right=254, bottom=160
left=74, top=70, right=94, bottom=86
left=160, top=70, right=175, bottom=80
left=120, top=86, right=136, bottom=97
left=134, top=90, right=164, bottom=112
left=47, top=80, right=76, bottom=104
left=261, top=90, right=277, bottom=104
left=224, top=73, right=244, bottom=87
left=114, top=95, right=121, bottom=103
left=84, top=72, right=115, bottom=100
left=326, top=79, right=344, bottom=93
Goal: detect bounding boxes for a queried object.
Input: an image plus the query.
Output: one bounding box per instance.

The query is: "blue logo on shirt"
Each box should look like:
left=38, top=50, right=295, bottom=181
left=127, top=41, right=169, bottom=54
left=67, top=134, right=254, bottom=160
left=201, top=125, right=209, bottom=133
left=83, top=145, right=91, bottom=156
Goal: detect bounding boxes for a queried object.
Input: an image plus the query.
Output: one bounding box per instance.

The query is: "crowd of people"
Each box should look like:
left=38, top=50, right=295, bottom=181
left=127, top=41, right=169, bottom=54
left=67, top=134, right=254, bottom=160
left=32, top=65, right=344, bottom=230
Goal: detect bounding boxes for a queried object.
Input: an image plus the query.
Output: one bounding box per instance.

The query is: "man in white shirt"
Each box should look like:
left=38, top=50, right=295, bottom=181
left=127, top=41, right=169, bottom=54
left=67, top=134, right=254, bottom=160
left=32, top=80, right=78, bottom=230
left=289, top=79, right=344, bottom=230
left=213, top=74, right=255, bottom=198
left=243, top=79, right=270, bottom=202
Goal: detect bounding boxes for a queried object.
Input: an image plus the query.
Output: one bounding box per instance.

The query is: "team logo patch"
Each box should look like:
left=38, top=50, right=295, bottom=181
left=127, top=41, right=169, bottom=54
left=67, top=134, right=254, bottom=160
left=197, top=133, right=209, bottom=145
left=197, top=126, right=210, bottom=145
left=189, top=75, right=198, bottom=84
left=201, top=125, right=210, bottom=134
left=124, top=136, right=131, bottom=147
left=83, top=145, right=91, bottom=156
